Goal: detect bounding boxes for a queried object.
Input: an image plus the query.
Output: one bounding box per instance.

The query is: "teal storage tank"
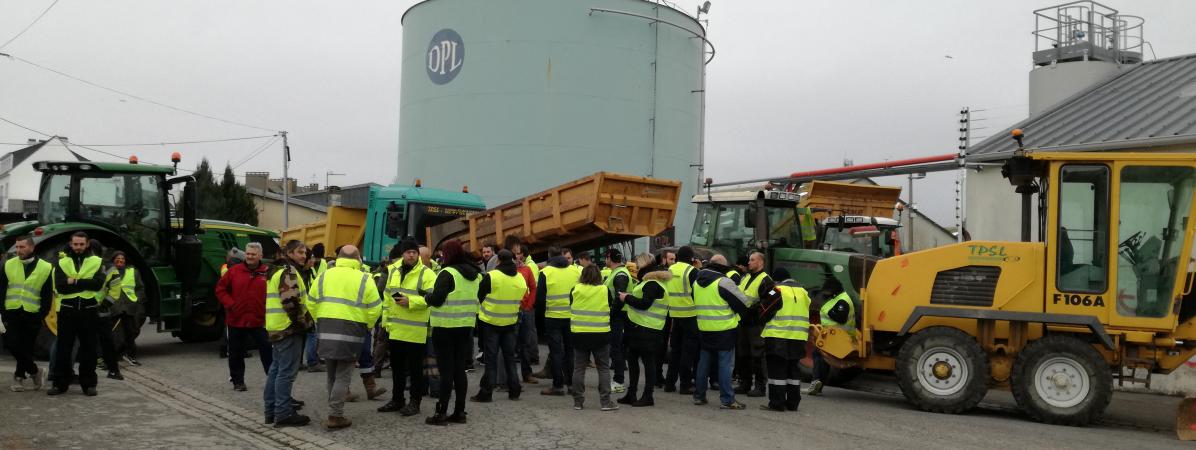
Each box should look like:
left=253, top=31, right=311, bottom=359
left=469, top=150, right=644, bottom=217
left=398, top=0, right=708, bottom=246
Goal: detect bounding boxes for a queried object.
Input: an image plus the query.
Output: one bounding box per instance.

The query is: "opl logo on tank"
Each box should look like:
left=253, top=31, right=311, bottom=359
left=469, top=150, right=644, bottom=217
left=427, top=29, right=464, bottom=85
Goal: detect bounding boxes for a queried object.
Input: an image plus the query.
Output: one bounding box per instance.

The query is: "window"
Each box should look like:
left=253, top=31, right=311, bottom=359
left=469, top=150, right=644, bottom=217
left=38, top=174, right=72, bottom=222
left=764, top=204, right=803, bottom=248
left=712, top=203, right=753, bottom=258
left=1056, top=165, right=1109, bottom=293
left=1116, top=166, right=1196, bottom=318
left=689, top=204, right=716, bottom=246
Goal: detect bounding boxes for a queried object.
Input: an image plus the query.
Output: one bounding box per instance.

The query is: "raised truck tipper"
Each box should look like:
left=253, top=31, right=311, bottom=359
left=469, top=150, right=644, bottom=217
left=814, top=144, right=1196, bottom=430
left=0, top=157, right=280, bottom=349
left=426, top=172, right=681, bottom=256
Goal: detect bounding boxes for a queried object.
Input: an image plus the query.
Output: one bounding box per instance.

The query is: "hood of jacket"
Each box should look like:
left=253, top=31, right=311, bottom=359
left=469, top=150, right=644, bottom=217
left=694, top=268, right=728, bottom=288
left=545, top=256, right=570, bottom=269
left=639, top=267, right=672, bottom=283
left=492, top=260, right=518, bottom=276
left=446, top=262, right=480, bottom=281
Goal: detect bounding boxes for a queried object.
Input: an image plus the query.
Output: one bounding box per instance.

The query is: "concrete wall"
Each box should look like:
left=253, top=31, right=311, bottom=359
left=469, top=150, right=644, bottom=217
left=252, top=196, right=325, bottom=233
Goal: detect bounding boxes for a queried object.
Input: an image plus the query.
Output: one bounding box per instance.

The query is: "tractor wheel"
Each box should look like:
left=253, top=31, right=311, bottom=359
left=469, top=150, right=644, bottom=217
left=177, top=311, right=222, bottom=343
left=895, top=326, right=990, bottom=414
left=1010, top=335, right=1112, bottom=426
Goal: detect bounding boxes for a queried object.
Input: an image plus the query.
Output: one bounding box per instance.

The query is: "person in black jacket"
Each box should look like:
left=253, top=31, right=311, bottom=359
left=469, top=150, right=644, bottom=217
left=691, top=265, right=754, bottom=410
left=48, top=232, right=108, bottom=396
left=615, top=254, right=669, bottom=407
left=0, top=235, right=53, bottom=392
left=422, top=240, right=481, bottom=426
left=471, top=250, right=525, bottom=402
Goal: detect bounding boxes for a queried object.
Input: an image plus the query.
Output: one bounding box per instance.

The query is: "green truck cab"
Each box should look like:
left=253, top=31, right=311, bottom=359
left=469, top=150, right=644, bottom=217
left=1, top=160, right=278, bottom=346
left=360, top=183, right=485, bottom=263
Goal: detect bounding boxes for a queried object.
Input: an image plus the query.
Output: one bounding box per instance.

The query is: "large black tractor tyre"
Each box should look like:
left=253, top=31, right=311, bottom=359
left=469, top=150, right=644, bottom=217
left=177, top=310, right=223, bottom=343
left=895, top=326, right=990, bottom=414
left=1010, top=335, right=1112, bottom=426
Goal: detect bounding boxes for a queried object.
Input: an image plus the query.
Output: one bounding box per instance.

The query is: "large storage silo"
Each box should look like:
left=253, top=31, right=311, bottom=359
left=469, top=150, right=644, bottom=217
left=398, top=0, right=708, bottom=246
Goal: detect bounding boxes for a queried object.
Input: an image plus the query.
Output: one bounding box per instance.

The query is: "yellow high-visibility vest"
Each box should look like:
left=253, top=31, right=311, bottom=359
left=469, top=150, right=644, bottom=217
left=569, top=284, right=610, bottom=333
left=762, top=284, right=811, bottom=341
left=429, top=267, right=480, bottom=328
left=665, top=262, right=695, bottom=318
left=479, top=270, right=527, bottom=327
left=625, top=279, right=667, bottom=330
left=542, top=265, right=579, bottom=319
left=383, top=261, right=435, bottom=343
left=4, top=257, right=51, bottom=313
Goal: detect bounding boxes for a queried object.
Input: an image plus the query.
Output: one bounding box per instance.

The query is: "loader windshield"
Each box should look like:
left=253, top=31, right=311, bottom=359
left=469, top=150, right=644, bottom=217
left=1115, top=166, right=1196, bottom=318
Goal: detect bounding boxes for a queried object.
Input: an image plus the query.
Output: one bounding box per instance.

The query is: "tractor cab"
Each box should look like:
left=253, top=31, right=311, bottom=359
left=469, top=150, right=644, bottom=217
left=688, top=188, right=814, bottom=264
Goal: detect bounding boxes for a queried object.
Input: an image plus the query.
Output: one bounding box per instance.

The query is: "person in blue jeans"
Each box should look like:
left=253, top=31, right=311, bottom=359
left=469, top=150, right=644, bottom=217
left=690, top=260, right=754, bottom=410
left=263, top=239, right=314, bottom=427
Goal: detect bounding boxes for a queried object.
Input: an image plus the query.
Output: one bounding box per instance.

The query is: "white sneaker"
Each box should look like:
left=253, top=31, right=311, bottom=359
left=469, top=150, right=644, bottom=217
left=10, top=375, right=26, bottom=392
left=611, top=381, right=626, bottom=393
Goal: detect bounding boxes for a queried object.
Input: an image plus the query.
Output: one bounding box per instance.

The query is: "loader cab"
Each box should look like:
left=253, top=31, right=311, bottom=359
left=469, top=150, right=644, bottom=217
left=689, top=189, right=815, bottom=264
left=1018, top=153, right=1196, bottom=330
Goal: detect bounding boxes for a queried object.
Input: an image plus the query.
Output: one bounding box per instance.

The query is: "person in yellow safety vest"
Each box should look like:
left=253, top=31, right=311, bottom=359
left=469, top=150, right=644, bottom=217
left=263, top=240, right=315, bottom=428
left=307, top=245, right=383, bottom=430
left=47, top=232, right=107, bottom=397
left=603, top=249, right=632, bottom=395
left=537, top=246, right=580, bottom=396
left=422, top=239, right=480, bottom=426
left=807, top=276, right=855, bottom=396
left=664, top=246, right=700, bottom=395
left=615, top=253, right=670, bottom=407
left=568, top=265, right=618, bottom=411
left=470, top=249, right=528, bottom=403
left=308, top=243, right=328, bottom=277
left=301, top=248, right=326, bottom=373
left=218, top=247, right=245, bottom=359
left=757, top=267, right=811, bottom=412
left=1, top=234, right=53, bottom=392
left=377, top=239, right=437, bottom=416
left=691, top=261, right=755, bottom=410
left=104, top=252, right=145, bottom=368
left=735, top=251, right=772, bottom=398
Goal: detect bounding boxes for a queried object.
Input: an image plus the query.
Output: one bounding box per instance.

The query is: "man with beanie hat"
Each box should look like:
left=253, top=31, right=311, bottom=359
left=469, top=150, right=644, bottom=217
left=378, top=238, right=436, bottom=417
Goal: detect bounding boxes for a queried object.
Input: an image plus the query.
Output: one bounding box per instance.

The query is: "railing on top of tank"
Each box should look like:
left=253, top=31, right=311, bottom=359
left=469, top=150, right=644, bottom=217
left=1032, top=1, right=1144, bottom=63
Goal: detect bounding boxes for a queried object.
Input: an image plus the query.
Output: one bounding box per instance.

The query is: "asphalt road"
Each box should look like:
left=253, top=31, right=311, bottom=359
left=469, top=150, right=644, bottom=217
left=0, top=325, right=1189, bottom=449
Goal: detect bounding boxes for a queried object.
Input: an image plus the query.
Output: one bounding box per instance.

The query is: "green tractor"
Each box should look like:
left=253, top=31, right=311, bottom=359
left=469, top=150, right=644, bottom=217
left=1, top=159, right=279, bottom=350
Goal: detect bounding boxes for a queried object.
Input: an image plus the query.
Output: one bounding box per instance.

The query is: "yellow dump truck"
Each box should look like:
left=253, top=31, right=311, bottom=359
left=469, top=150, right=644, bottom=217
left=427, top=172, right=681, bottom=255
left=815, top=149, right=1196, bottom=428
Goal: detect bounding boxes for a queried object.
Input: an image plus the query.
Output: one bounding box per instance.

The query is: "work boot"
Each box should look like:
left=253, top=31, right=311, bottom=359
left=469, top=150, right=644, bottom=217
left=747, top=386, right=765, bottom=397
left=399, top=397, right=422, bottom=417
left=83, top=387, right=97, bottom=397
left=233, top=383, right=248, bottom=392
left=617, top=394, right=636, bottom=405
left=679, top=386, right=695, bottom=395
left=107, top=371, right=124, bottom=381
left=522, top=375, right=539, bottom=384
left=378, top=398, right=406, bottom=413
left=363, top=375, right=388, bottom=400
left=632, top=396, right=655, bottom=407
left=540, top=387, right=565, bottom=396
left=323, top=415, right=352, bottom=430
left=448, top=411, right=467, bottom=424
left=470, top=392, right=492, bottom=403
left=426, top=402, right=448, bottom=426
left=807, top=380, right=824, bottom=396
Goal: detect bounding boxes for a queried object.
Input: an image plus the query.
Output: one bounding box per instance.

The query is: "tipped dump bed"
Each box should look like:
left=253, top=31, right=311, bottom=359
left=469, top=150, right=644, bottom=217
left=798, top=180, right=901, bottom=220
left=427, top=172, right=681, bottom=255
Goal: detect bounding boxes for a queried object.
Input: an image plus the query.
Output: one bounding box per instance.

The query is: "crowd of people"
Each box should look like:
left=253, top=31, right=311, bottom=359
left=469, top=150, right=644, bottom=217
left=3, top=231, right=857, bottom=432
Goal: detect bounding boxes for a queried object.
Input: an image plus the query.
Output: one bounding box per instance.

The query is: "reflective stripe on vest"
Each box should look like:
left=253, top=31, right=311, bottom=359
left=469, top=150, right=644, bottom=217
left=266, top=266, right=308, bottom=332
left=312, top=262, right=381, bottom=323
left=819, top=291, right=857, bottom=335
left=762, top=284, right=811, bottom=340
left=383, top=262, right=434, bottom=343
left=738, top=271, right=770, bottom=304
left=542, top=265, right=579, bottom=319
left=666, top=263, right=696, bottom=318
left=626, top=279, right=668, bottom=330
left=479, top=270, right=527, bottom=327
left=4, top=257, right=51, bottom=312
left=570, top=284, right=610, bottom=333
left=693, top=278, right=738, bottom=332
left=105, top=268, right=138, bottom=304
left=55, top=254, right=103, bottom=301
left=429, top=267, right=480, bottom=328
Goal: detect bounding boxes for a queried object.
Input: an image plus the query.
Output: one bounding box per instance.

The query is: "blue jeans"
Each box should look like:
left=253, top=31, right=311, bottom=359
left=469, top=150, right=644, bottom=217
left=305, top=329, right=319, bottom=366
left=694, top=348, right=735, bottom=405
left=358, top=329, right=374, bottom=375
left=516, top=310, right=538, bottom=377
left=263, top=333, right=303, bottom=421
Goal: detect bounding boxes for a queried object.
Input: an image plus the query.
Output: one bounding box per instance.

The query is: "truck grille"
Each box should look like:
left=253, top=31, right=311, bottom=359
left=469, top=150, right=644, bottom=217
left=930, top=266, right=1000, bottom=307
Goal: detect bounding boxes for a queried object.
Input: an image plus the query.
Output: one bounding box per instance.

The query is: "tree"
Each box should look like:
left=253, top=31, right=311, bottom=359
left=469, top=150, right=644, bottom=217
left=190, top=158, right=258, bottom=226
left=220, top=164, right=258, bottom=226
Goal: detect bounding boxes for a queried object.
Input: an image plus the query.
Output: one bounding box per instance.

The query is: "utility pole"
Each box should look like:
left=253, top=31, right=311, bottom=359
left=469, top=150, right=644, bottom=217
left=281, top=131, right=290, bottom=229
left=957, top=107, right=970, bottom=242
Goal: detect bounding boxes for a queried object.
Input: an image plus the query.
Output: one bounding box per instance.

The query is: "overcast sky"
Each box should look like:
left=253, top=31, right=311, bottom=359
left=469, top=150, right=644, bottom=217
left=2, top=0, right=1195, bottom=225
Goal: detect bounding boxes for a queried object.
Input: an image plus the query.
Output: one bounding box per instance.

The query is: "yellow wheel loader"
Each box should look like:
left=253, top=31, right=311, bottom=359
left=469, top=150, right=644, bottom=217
left=815, top=134, right=1196, bottom=433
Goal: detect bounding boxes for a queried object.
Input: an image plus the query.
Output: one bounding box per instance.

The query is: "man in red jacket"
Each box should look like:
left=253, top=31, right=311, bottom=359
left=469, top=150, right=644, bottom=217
left=216, top=242, right=273, bottom=392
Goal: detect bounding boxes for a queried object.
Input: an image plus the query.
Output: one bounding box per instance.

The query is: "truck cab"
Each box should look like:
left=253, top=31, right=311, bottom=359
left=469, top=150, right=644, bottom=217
left=360, top=183, right=485, bottom=262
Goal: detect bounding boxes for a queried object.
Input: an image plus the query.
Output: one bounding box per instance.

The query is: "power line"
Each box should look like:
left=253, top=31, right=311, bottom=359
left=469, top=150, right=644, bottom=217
left=0, top=0, right=61, bottom=51
left=232, top=135, right=280, bottom=169
left=0, top=115, right=52, bottom=137
left=72, top=134, right=277, bottom=147
left=1, top=54, right=278, bottom=132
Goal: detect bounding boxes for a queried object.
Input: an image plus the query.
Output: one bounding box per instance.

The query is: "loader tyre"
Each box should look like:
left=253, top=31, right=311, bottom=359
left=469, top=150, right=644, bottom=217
left=1010, top=335, right=1111, bottom=426
left=895, top=326, right=989, bottom=414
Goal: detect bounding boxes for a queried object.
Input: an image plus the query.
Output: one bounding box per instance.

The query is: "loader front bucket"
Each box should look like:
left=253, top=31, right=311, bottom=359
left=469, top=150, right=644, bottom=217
left=1178, top=397, right=1196, bottom=441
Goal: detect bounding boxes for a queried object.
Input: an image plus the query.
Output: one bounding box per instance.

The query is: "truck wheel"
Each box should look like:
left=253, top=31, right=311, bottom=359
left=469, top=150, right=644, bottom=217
left=1010, top=335, right=1112, bottom=426
left=177, top=312, right=222, bottom=343
left=895, top=326, right=989, bottom=414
